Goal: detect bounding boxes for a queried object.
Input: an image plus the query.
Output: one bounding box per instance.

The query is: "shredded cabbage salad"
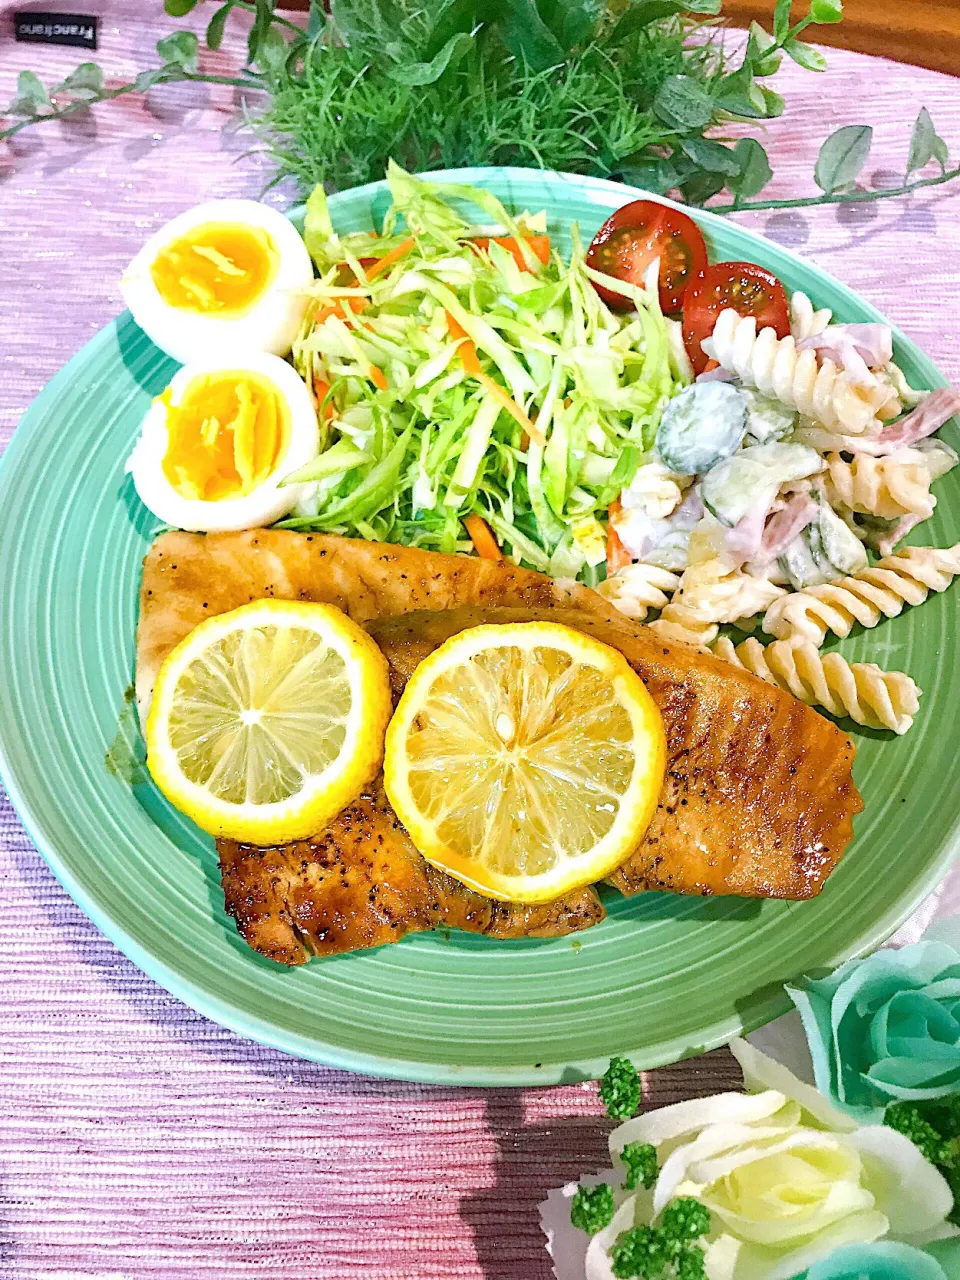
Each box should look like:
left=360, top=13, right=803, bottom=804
left=281, top=162, right=686, bottom=584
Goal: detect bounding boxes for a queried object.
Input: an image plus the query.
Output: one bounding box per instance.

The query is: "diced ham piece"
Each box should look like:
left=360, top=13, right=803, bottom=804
left=696, top=365, right=736, bottom=383
left=874, top=387, right=960, bottom=452
left=797, top=323, right=893, bottom=388
left=835, top=323, right=894, bottom=367
left=755, top=493, right=819, bottom=566
left=674, top=483, right=704, bottom=525
left=725, top=497, right=773, bottom=563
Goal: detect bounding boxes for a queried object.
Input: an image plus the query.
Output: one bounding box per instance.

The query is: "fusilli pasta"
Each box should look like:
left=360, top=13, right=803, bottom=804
left=619, top=461, right=688, bottom=521
left=647, top=555, right=784, bottom=648
left=824, top=449, right=944, bottom=520
left=712, top=636, right=921, bottom=734
left=789, top=290, right=832, bottom=340
left=597, top=563, right=680, bottom=620
left=792, top=425, right=890, bottom=456
left=762, top=543, right=960, bottom=645
left=703, top=308, right=897, bottom=435
left=648, top=609, right=718, bottom=649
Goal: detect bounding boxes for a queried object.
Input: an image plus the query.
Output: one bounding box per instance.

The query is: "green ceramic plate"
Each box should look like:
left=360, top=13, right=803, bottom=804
left=1, top=168, right=958, bottom=1085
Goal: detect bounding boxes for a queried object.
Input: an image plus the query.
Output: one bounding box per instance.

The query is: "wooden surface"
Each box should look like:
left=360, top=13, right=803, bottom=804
left=278, top=0, right=960, bottom=77
left=721, top=0, right=960, bottom=76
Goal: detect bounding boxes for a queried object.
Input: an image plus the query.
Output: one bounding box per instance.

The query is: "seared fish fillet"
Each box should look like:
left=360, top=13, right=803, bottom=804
left=219, top=782, right=604, bottom=965
left=137, top=531, right=862, bottom=964
left=136, top=529, right=605, bottom=724
left=138, top=530, right=610, bottom=959
left=368, top=609, right=862, bottom=901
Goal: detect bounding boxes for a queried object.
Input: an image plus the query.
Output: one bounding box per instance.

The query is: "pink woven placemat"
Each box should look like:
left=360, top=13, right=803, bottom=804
left=0, top=6, right=958, bottom=1276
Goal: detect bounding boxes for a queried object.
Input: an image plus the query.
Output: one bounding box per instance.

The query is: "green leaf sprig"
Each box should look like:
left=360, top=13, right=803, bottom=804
left=570, top=1182, right=616, bottom=1234
left=1, top=5, right=265, bottom=144
left=2, top=0, right=957, bottom=219
left=711, top=104, right=959, bottom=212
left=600, top=1055, right=643, bottom=1120
left=610, top=1199, right=711, bottom=1279
left=569, top=1065, right=659, bottom=1239
left=621, top=1140, right=659, bottom=1191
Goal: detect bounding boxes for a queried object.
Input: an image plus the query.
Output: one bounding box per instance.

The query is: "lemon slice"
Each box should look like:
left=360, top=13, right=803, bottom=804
left=146, top=600, right=392, bottom=843
left=383, top=622, right=666, bottom=903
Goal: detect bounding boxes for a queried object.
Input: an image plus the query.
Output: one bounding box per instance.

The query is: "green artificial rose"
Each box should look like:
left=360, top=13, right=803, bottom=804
left=787, top=941, right=960, bottom=1123
left=804, top=1241, right=952, bottom=1280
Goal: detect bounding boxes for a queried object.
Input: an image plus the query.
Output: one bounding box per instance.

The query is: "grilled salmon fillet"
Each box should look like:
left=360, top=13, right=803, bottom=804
left=219, top=782, right=605, bottom=965
left=136, top=529, right=606, bottom=725
left=368, top=609, right=862, bottom=901
left=136, top=531, right=863, bottom=964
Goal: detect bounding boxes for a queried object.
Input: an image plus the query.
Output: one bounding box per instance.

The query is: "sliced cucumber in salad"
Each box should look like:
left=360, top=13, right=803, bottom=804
left=701, top=443, right=822, bottom=528
left=816, top=496, right=868, bottom=575
left=778, top=488, right=867, bottom=589
left=915, top=437, right=960, bottom=478
left=741, top=389, right=797, bottom=444
left=656, top=382, right=747, bottom=474
left=778, top=535, right=828, bottom=592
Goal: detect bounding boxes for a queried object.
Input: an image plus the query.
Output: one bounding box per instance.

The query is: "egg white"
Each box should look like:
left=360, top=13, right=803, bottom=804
left=120, top=199, right=314, bottom=364
left=126, top=352, right=319, bottom=533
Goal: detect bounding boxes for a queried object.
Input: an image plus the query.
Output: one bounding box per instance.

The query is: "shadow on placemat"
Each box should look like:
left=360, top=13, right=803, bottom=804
left=459, top=1048, right=742, bottom=1280
left=0, top=1171, right=13, bottom=1269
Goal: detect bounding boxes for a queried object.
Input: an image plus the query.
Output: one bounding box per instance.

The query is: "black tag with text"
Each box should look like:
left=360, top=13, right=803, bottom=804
left=14, top=12, right=98, bottom=50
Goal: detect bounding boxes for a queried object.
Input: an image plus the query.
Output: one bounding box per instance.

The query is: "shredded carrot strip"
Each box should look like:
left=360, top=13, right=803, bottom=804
left=444, top=310, right=484, bottom=375
left=313, top=377, right=336, bottom=421
left=478, top=374, right=545, bottom=447
left=464, top=514, right=503, bottom=561
left=607, top=499, right=632, bottom=574
left=458, top=340, right=484, bottom=378
left=314, top=297, right=369, bottom=326
left=702, top=358, right=720, bottom=372
left=473, top=234, right=551, bottom=272
left=445, top=310, right=468, bottom=342
left=444, top=311, right=545, bottom=446
left=369, top=365, right=388, bottom=392
left=364, top=235, right=416, bottom=281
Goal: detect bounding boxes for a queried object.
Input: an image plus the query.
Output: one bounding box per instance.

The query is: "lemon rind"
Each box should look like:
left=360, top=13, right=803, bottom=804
left=146, top=600, right=392, bottom=844
left=383, top=621, right=666, bottom=904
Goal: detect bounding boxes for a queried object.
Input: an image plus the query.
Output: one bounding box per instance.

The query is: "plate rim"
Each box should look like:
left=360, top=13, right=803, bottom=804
left=1, top=165, right=958, bottom=1086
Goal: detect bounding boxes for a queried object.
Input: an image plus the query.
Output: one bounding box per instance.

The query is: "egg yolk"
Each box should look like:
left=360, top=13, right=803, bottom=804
left=150, top=223, right=278, bottom=315
left=161, top=372, right=290, bottom=502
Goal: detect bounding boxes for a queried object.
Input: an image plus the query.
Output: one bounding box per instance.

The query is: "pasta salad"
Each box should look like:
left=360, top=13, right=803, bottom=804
left=592, top=202, right=960, bottom=736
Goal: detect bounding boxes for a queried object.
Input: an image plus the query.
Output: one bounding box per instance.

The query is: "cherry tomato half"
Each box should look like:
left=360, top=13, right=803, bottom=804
left=586, top=200, right=708, bottom=314
left=682, top=261, right=790, bottom=374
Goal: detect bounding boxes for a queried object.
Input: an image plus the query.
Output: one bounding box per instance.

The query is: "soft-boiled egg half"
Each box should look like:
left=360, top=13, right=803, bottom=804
left=126, top=352, right=319, bottom=532
left=120, top=199, right=314, bottom=364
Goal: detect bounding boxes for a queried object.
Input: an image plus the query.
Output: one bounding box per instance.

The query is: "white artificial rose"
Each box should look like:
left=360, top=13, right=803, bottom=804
left=578, top=1041, right=957, bottom=1280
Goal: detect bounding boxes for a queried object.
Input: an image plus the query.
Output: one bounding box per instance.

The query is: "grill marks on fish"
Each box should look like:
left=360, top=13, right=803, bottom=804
left=137, top=531, right=863, bottom=965
left=367, top=608, right=862, bottom=904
